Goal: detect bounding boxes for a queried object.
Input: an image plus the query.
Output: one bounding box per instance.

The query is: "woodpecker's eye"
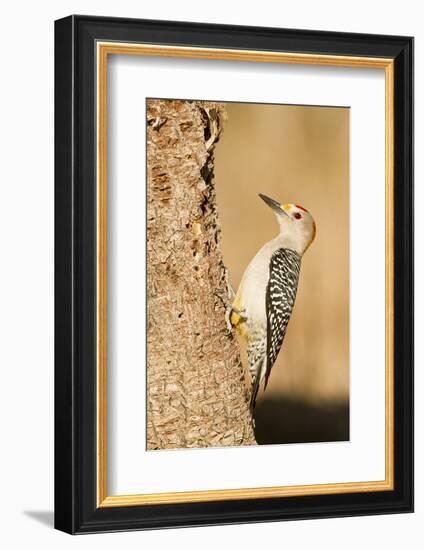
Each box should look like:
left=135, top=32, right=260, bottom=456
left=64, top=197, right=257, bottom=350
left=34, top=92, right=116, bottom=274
left=294, top=212, right=302, bottom=220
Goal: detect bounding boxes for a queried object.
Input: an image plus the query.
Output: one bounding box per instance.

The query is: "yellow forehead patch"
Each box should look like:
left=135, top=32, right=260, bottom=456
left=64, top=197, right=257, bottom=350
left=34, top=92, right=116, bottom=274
left=281, top=203, right=292, bottom=212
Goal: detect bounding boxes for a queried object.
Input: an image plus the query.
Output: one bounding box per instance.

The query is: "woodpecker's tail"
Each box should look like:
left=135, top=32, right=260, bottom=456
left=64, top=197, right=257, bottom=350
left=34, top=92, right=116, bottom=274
left=250, top=359, right=266, bottom=413
left=250, top=374, right=261, bottom=413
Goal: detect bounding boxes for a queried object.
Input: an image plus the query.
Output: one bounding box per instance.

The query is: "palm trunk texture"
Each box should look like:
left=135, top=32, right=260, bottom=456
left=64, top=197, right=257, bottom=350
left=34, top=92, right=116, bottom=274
left=147, top=99, right=256, bottom=449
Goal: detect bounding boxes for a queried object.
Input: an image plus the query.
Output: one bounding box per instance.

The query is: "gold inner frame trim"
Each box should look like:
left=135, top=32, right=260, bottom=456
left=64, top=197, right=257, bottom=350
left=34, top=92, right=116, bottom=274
left=96, top=41, right=395, bottom=508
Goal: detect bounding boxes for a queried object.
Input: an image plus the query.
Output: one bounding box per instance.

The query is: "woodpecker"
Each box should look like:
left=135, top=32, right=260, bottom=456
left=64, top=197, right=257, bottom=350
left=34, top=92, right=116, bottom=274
left=229, top=194, right=316, bottom=411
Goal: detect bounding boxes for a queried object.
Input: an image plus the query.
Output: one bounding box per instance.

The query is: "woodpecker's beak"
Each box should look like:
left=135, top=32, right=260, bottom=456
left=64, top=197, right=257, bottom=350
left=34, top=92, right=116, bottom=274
left=259, top=193, right=289, bottom=217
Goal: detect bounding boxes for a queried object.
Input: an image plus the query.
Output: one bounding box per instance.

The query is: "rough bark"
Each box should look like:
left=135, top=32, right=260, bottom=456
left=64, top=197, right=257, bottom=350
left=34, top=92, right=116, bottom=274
left=147, top=99, right=256, bottom=449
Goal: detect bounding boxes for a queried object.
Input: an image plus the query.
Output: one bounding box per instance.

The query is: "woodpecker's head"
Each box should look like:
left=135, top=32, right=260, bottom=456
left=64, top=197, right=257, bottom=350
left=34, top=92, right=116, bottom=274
left=259, top=193, right=316, bottom=256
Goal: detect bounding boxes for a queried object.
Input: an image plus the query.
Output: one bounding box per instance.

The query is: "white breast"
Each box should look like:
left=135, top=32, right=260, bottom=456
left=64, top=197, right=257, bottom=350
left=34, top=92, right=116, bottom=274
left=237, top=237, right=284, bottom=327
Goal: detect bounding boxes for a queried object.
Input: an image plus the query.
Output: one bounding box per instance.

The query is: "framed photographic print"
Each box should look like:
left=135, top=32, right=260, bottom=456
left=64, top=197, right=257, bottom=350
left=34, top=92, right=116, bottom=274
left=54, top=15, right=414, bottom=534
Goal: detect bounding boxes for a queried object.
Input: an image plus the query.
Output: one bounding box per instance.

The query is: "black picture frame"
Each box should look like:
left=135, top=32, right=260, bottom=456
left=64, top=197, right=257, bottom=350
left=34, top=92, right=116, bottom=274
left=55, top=14, right=413, bottom=534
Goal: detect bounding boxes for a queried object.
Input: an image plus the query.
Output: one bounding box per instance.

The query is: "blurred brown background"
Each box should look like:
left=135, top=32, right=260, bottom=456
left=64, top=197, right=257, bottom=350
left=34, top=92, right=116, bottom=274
left=214, top=102, right=350, bottom=444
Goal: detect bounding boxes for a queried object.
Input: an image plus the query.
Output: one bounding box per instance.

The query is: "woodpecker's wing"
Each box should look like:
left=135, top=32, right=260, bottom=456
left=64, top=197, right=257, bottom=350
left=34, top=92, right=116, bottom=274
left=264, top=248, right=301, bottom=389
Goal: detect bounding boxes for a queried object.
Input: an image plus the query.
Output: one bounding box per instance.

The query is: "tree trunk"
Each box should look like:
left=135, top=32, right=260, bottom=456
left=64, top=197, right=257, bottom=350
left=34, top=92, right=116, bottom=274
left=147, top=99, right=256, bottom=449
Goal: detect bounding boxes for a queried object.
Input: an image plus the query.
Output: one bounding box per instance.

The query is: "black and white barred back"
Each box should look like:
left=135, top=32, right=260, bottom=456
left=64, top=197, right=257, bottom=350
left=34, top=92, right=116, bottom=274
left=250, top=248, right=301, bottom=410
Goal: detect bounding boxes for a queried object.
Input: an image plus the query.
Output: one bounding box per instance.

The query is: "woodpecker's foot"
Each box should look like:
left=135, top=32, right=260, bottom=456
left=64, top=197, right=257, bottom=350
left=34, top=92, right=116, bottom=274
left=231, top=306, right=247, bottom=321
left=226, top=306, right=248, bottom=332
left=225, top=306, right=234, bottom=332
left=214, top=289, right=247, bottom=334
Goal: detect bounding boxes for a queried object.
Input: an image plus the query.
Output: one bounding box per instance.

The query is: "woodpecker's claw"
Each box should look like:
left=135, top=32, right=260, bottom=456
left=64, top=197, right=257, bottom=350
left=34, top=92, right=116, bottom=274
left=225, top=307, right=233, bottom=332
left=214, top=289, right=247, bottom=335
left=226, top=306, right=248, bottom=333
